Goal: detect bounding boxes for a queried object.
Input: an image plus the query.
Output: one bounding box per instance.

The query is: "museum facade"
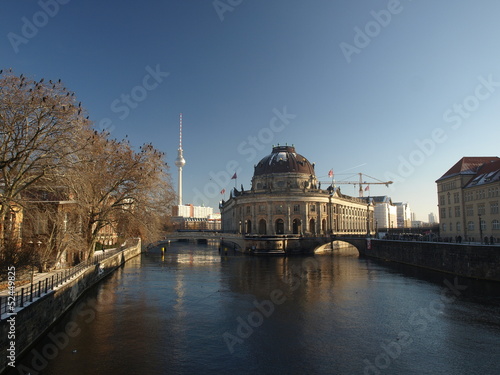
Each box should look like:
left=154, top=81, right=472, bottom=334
left=220, top=145, right=373, bottom=237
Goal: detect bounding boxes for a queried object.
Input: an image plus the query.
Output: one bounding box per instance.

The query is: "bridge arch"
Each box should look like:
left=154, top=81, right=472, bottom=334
left=312, top=236, right=368, bottom=255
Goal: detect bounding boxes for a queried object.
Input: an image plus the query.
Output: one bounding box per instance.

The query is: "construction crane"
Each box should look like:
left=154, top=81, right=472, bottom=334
left=320, top=173, right=393, bottom=198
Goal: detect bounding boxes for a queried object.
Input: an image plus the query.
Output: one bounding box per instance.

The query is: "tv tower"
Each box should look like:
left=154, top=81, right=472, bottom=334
left=174, top=113, right=186, bottom=206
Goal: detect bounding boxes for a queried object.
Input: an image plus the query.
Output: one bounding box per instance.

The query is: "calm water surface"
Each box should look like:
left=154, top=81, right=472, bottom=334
left=10, top=242, right=500, bottom=375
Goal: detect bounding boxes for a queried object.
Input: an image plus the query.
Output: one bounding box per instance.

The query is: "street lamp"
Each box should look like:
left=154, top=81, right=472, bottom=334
left=478, top=214, right=483, bottom=244
left=327, top=185, right=334, bottom=236
left=366, top=199, right=372, bottom=237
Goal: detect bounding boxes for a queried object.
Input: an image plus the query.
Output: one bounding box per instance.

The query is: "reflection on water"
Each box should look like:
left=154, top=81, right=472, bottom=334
left=9, top=242, right=500, bottom=375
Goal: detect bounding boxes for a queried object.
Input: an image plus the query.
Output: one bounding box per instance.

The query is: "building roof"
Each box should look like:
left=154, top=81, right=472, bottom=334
left=370, top=196, right=393, bottom=204
left=463, top=158, right=500, bottom=189
left=436, top=157, right=500, bottom=182
left=254, top=145, right=315, bottom=177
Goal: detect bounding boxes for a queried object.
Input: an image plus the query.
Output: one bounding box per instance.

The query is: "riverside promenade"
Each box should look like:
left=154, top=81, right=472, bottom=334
left=0, top=239, right=142, bottom=373
left=0, top=247, right=122, bottom=318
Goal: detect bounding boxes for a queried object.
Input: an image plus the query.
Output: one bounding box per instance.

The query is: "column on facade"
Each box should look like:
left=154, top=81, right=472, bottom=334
left=286, top=204, right=291, bottom=234
left=304, top=202, right=310, bottom=235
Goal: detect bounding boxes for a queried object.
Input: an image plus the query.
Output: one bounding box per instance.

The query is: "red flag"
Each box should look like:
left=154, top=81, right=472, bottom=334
left=328, top=169, right=333, bottom=178
left=231, top=173, right=237, bottom=179
left=365, top=185, right=370, bottom=191
left=220, top=189, right=225, bottom=195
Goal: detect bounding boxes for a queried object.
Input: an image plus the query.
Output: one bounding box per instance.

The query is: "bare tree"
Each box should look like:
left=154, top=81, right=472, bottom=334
left=0, top=71, right=90, bottom=272
left=21, top=199, right=85, bottom=271
left=65, top=133, right=175, bottom=258
left=0, top=71, right=91, bottom=246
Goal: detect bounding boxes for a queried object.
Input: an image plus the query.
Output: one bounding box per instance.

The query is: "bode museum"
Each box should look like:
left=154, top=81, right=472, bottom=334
left=220, top=145, right=373, bottom=239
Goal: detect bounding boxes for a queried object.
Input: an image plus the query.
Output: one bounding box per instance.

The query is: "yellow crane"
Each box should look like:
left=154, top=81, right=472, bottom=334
left=321, top=173, right=393, bottom=198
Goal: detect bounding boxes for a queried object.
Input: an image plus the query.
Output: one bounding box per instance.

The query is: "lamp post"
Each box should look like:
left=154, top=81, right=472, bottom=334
left=478, top=214, right=483, bottom=244
left=28, top=241, right=34, bottom=284
left=366, top=199, right=372, bottom=237
left=327, top=185, right=334, bottom=236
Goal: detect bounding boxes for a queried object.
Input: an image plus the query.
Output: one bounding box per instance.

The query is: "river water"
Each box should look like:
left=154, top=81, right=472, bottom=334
left=9, top=242, right=500, bottom=375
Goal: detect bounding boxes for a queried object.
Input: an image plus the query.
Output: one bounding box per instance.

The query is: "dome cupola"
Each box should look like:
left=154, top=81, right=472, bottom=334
left=252, top=144, right=317, bottom=191
left=253, top=145, right=315, bottom=176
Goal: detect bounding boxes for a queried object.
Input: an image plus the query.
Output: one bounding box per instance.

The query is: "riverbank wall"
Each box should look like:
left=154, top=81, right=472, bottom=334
left=0, top=239, right=142, bottom=374
left=363, top=239, right=500, bottom=282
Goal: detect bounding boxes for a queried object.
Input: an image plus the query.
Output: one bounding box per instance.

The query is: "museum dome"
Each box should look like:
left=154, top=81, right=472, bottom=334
left=254, top=145, right=315, bottom=177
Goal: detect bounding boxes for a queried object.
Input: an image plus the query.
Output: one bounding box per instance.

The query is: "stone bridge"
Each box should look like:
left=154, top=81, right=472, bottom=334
left=162, top=232, right=369, bottom=255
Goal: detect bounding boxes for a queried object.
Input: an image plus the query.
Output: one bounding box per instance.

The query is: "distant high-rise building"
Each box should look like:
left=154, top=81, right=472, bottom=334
left=368, top=196, right=397, bottom=230
left=428, top=212, right=436, bottom=224
left=394, top=202, right=412, bottom=228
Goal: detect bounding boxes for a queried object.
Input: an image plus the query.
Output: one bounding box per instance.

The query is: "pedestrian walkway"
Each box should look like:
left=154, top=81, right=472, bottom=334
left=0, top=248, right=120, bottom=318
left=0, top=249, right=117, bottom=296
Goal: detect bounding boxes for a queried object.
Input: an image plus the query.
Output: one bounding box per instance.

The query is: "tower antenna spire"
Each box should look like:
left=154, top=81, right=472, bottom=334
left=179, top=112, right=183, bottom=150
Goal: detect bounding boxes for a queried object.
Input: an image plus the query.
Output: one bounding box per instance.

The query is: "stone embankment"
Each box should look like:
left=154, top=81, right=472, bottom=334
left=363, top=239, right=500, bottom=282
left=0, top=239, right=142, bottom=374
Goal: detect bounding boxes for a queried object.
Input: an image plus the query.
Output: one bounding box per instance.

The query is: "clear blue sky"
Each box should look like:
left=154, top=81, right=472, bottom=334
left=2, top=0, right=500, bottom=221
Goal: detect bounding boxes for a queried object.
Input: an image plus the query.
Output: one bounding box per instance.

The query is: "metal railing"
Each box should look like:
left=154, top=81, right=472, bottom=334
left=0, top=247, right=122, bottom=318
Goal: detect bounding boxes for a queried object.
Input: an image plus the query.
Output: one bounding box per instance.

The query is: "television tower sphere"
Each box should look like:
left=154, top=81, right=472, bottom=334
left=175, top=151, right=186, bottom=167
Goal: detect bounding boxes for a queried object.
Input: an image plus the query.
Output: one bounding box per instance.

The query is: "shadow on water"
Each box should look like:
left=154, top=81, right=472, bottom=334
left=358, top=253, right=500, bottom=303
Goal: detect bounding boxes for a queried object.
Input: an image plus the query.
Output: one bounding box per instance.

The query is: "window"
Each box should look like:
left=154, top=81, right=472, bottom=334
left=456, top=222, right=461, bottom=232
left=454, top=192, right=460, bottom=203
left=468, top=221, right=475, bottom=231
left=246, top=206, right=251, bottom=214
left=310, top=204, right=316, bottom=212
left=439, top=195, right=445, bottom=206
left=293, top=204, right=300, bottom=213
left=455, top=206, right=461, bottom=217
left=490, top=202, right=499, bottom=214
left=259, top=205, right=266, bottom=213
left=480, top=220, right=486, bottom=231
left=466, top=205, right=474, bottom=217
left=477, top=204, right=485, bottom=215
left=440, top=207, right=446, bottom=219
left=492, top=220, right=500, bottom=230
left=442, top=223, right=447, bottom=232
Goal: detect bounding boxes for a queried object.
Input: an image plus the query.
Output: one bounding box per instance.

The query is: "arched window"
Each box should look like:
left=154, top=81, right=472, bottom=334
left=292, top=219, right=301, bottom=234
left=275, top=219, right=284, bottom=234
left=309, top=218, right=316, bottom=235
left=258, top=219, right=267, bottom=235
